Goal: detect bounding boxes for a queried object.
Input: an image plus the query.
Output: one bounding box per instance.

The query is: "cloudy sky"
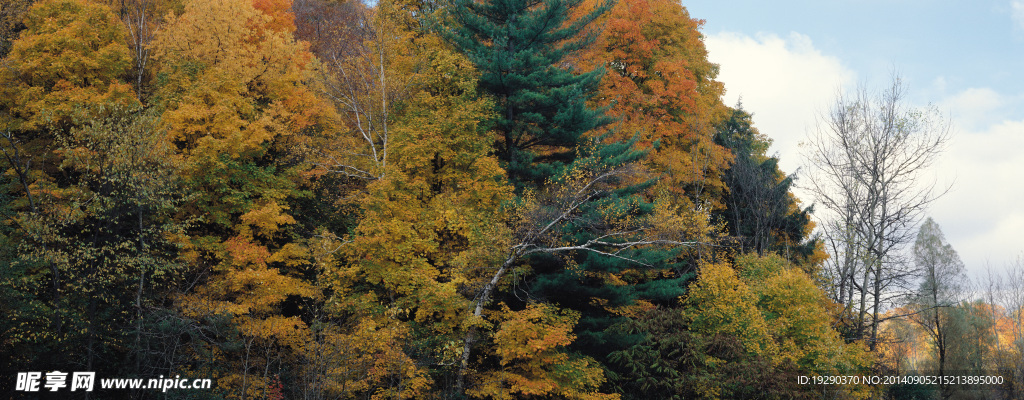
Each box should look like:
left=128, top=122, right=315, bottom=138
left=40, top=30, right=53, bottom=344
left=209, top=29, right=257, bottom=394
left=686, top=1, right=1024, bottom=279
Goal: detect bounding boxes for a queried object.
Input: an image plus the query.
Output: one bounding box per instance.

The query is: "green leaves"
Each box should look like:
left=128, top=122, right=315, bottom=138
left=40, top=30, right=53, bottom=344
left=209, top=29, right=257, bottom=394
left=445, top=0, right=614, bottom=187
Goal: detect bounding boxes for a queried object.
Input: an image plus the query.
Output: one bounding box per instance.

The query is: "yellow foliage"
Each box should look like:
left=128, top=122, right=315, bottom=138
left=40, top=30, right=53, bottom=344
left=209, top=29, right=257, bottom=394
left=683, top=254, right=872, bottom=397
left=683, top=260, right=777, bottom=357
left=468, top=303, right=619, bottom=400
left=0, top=0, right=138, bottom=131
left=304, top=317, right=431, bottom=400
left=239, top=200, right=297, bottom=237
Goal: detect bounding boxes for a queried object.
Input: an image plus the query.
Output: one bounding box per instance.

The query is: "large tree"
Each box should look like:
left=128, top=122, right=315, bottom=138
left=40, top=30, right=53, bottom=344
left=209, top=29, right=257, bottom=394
left=445, top=0, right=614, bottom=186
left=578, top=0, right=731, bottom=206
left=715, top=106, right=816, bottom=260
left=804, top=76, right=951, bottom=348
left=150, top=0, right=329, bottom=395
left=0, top=0, right=186, bottom=380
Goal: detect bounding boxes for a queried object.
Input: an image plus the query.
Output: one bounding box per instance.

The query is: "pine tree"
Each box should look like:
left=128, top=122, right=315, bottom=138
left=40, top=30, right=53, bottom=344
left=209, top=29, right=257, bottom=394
left=714, top=106, right=817, bottom=262
left=445, top=0, right=614, bottom=187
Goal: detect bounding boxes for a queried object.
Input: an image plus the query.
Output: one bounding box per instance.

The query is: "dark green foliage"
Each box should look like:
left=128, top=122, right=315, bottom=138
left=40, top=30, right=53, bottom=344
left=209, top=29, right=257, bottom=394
left=521, top=137, right=702, bottom=378
left=445, top=0, right=615, bottom=187
left=607, top=307, right=813, bottom=400
left=715, top=106, right=816, bottom=260
left=0, top=108, right=188, bottom=388
left=886, top=379, right=938, bottom=400
left=0, top=0, right=34, bottom=58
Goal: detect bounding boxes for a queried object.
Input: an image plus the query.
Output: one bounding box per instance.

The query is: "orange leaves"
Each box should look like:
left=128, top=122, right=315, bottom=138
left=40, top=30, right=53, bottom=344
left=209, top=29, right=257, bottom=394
left=224, top=235, right=272, bottom=267
left=148, top=2, right=331, bottom=397
left=238, top=315, right=308, bottom=348
left=580, top=0, right=731, bottom=205
left=153, top=0, right=321, bottom=158
left=491, top=303, right=578, bottom=363
left=307, top=318, right=432, bottom=400
left=239, top=200, right=296, bottom=236
left=182, top=264, right=316, bottom=316
left=252, top=0, right=297, bottom=34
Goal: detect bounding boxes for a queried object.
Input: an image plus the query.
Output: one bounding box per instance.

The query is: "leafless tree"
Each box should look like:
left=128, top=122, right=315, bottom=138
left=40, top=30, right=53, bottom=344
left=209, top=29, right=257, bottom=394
left=804, top=74, right=951, bottom=349
left=983, top=255, right=1024, bottom=398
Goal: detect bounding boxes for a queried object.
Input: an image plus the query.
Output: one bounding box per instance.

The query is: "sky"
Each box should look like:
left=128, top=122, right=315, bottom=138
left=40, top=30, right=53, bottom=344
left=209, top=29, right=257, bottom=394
left=685, top=1, right=1024, bottom=280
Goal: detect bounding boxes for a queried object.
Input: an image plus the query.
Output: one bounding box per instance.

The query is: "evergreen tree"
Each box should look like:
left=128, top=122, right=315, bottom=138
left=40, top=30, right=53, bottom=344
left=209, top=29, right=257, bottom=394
left=715, top=106, right=817, bottom=261
left=445, top=0, right=614, bottom=187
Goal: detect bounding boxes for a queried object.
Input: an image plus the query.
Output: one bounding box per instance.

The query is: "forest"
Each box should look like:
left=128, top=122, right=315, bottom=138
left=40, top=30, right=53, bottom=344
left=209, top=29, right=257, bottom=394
left=0, top=0, right=1022, bottom=399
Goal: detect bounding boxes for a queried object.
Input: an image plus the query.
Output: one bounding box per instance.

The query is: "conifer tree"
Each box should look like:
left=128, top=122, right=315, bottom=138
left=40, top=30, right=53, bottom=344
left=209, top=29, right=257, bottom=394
left=714, top=106, right=817, bottom=261
left=445, top=0, right=614, bottom=187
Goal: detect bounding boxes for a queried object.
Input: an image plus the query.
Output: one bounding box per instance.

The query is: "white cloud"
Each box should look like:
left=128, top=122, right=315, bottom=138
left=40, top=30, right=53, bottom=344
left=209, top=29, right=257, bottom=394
left=938, top=87, right=1007, bottom=130
left=1013, top=1, right=1024, bottom=31
left=930, top=115, right=1024, bottom=277
left=705, top=30, right=1024, bottom=279
left=704, top=31, right=855, bottom=175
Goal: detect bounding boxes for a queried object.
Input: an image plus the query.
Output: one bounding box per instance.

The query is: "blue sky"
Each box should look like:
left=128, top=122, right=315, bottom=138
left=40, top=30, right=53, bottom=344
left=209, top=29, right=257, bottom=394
left=685, top=1, right=1024, bottom=279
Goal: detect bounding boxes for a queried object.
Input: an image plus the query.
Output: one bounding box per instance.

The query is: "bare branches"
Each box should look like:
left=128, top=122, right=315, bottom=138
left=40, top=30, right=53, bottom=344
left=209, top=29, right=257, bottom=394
left=119, top=0, right=156, bottom=99
left=455, top=159, right=704, bottom=390
left=295, top=0, right=411, bottom=182
left=0, top=128, right=35, bottom=213
left=804, top=74, right=952, bottom=347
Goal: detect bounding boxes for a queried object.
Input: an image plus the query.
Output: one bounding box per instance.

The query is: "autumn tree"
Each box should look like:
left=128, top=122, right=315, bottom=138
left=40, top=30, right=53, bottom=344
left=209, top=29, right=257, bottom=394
left=0, top=0, right=137, bottom=133
left=0, top=0, right=192, bottom=383
left=0, top=0, right=34, bottom=58
left=578, top=0, right=731, bottom=207
left=294, top=0, right=520, bottom=397
left=905, top=217, right=966, bottom=397
left=295, top=0, right=402, bottom=184
left=149, top=0, right=329, bottom=396
left=983, top=256, right=1024, bottom=397
left=0, top=0, right=134, bottom=348
left=467, top=303, right=616, bottom=400
left=609, top=254, right=870, bottom=399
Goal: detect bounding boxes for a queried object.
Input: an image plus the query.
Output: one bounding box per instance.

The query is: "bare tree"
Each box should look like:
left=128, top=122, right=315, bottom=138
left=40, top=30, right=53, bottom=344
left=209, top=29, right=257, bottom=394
left=804, top=74, right=951, bottom=349
left=118, top=0, right=157, bottom=99
left=983, top=255, right=1024, bottom=398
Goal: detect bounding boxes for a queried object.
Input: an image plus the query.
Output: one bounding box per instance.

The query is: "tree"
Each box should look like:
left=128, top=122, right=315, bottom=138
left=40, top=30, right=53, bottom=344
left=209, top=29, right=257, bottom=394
left=715, top=106, right=816, bottom=260
left=455, top=138, right=708, bottom=394
left=805, top=75, right=951, bottom=348
left=467, top=303, right=616, bottom=400
left=150, top=0, right=329, bottom=396
left=445, top=0, right=614, bottom=186
left=296, top=0, right=403, bottom=183
left=983, top=255, right=1024, bottom=398
left=0, top=0, right=187, bottom=379
left=0, top=0, right=34, bottom=58
left=578, top=0, right=731, bottom=206
left=0, top=0, right=137, bottom=132
left=907, top=218, right=966, bottom=397
left=609, top=253, right=871, bottom=399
